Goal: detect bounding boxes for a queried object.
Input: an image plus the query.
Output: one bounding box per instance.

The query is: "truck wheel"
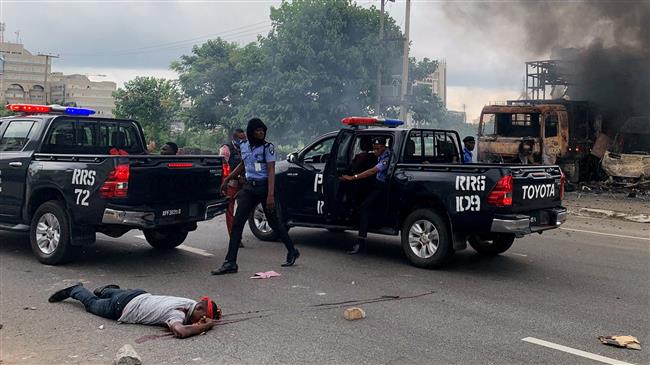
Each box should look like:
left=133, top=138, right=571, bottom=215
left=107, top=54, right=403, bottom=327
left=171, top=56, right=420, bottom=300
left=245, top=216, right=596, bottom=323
left=143, top=227, right=188, bottom=249
left=401, top=209, right=453, bottom=269
left=30, top=200, right=75, bottom=265
left=468, top=234, right=515, bottom=256
left=247, top=203, right=289, bottom=242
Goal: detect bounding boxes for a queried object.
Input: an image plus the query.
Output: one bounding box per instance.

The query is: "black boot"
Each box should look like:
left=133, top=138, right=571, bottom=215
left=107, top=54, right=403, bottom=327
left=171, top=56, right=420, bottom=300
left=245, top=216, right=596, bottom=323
left=211, top=261, right=238, bottom=275
left=346, top=239, right=365, bottom=255
left=281, top=249, right=300, bottom=267
left=48, top=283, right=82, bottom=303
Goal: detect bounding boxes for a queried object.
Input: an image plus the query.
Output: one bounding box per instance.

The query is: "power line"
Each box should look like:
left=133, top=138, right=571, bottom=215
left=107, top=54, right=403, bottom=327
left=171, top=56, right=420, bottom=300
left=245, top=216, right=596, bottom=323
left=61, top=20, right=272, bottom=57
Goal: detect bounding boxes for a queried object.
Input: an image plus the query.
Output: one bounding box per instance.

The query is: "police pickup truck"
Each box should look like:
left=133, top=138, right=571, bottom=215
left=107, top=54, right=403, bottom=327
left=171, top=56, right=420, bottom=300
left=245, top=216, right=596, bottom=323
left=248, top=117, right=566, bottom=268
left=0, top=104, right=228, bottom=264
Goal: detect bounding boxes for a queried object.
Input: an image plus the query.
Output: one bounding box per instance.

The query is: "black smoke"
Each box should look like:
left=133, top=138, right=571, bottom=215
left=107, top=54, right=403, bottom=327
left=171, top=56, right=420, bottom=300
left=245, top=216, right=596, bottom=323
left=443, top=1, right=650, bottom=129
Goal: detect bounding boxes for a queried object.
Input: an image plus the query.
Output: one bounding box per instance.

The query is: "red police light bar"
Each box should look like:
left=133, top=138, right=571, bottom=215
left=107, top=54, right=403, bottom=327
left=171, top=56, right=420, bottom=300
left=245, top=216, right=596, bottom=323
left=341, top=117, right=404, bottom=127
left=8, top=104, right=51, bottom=113
left=6, top=104, right=96, bottom=116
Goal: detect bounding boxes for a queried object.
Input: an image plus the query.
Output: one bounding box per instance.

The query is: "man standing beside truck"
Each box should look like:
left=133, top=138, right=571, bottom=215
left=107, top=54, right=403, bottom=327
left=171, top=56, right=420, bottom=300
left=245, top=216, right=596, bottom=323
left=219, top=128, right=247, bottom=248
left=462, top=136, right=475, bottom=163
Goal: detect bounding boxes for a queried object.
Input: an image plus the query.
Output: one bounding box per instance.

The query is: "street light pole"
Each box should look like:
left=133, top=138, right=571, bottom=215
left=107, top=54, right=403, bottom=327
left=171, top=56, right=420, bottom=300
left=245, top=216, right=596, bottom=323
left=399, top=0, right=411, bottom=123
left=375, top=0, right=386, bottom=115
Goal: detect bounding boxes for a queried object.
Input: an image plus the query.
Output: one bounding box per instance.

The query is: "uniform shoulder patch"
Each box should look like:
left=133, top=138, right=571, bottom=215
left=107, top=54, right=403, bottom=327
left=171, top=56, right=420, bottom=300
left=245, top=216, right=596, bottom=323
left=267, top=143, right=275, bottom=156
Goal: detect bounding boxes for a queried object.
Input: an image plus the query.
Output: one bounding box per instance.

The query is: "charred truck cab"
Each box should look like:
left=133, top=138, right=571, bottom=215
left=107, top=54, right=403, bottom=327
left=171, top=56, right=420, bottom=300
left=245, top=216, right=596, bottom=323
left=478, top=100, right=597, bottom=182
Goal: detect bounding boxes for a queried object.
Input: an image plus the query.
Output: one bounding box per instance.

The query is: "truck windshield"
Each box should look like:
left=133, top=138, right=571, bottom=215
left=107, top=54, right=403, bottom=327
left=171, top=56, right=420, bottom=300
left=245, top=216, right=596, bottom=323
left=483, top=113, right=540, bottom=138
left=41, top=118, right=145, bottom=154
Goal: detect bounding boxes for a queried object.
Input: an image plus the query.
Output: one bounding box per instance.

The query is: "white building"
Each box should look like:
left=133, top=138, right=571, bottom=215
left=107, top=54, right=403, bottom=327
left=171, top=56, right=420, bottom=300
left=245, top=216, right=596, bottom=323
left=0, top=41, right=51, bottom=105
left=49, top=73, right=116, bottom=117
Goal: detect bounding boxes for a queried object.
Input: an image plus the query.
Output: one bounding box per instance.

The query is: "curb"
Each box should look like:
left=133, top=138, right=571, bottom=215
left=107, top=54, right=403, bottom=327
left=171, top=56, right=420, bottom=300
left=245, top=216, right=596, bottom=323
left=569, top=208, right=650, bottom=223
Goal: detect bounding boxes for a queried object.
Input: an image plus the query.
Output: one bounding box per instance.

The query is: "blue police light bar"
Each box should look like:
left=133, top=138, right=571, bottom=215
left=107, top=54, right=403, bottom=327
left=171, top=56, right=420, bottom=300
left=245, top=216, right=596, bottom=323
left=48, top=105, right=97, bottom=116
left=381, top=118, right=404, bottom=127
left=65, top=107, right=96, bottom=116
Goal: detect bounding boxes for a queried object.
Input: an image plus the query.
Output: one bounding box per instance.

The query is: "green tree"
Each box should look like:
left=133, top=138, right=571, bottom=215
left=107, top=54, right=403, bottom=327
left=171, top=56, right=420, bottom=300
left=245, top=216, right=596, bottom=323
left=113, top=77, right=183, bottom=144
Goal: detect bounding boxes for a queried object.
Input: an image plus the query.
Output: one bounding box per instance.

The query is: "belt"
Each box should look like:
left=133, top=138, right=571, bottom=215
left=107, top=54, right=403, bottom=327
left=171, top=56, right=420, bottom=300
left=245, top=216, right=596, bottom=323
left=247, top=180, right=268, bottom=187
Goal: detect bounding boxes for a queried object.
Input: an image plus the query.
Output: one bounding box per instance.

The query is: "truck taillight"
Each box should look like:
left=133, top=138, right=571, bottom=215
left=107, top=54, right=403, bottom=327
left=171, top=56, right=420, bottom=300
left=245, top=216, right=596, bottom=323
left=487, top=175, right=513, bottom=207
left=222, top=163, right=231, bottom=178
left=560, top=169, right=566, bottom=200
left=100, top=164, right=130, bottom=199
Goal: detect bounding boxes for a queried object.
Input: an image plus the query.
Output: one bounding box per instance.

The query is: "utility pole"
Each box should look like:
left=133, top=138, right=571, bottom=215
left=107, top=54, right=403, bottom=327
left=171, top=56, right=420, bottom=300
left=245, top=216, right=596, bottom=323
left=399, top=0, right=411, bottom=123
left=38, top=53, right=59, bottom=104
left=375, top=0, right=386, bottom=115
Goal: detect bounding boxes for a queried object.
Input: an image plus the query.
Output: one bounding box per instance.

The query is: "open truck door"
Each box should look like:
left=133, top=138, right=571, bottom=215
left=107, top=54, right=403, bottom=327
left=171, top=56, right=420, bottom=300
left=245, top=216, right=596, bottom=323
left=323, top=129, right=355, bottom=224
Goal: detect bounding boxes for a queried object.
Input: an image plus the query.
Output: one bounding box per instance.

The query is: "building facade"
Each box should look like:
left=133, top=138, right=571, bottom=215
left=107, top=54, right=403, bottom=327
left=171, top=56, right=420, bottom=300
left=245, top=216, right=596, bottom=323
left=414, top=59, right=447, bottom=108
left=0, top=41, right=50, bottom=105
left=49, top=73, right=116, bottom=117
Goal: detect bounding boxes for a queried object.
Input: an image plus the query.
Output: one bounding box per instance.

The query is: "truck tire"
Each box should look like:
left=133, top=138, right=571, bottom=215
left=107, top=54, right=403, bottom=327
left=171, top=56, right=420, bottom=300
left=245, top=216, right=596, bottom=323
left=143, top=227, right=188, bottom=249
left=30, top=200, right=75, bottom=265
left=401, top=209, right=453, bottom=269
left=468, top=234, right=515, bottom=256
left=247, top=202, right=289, bottom=242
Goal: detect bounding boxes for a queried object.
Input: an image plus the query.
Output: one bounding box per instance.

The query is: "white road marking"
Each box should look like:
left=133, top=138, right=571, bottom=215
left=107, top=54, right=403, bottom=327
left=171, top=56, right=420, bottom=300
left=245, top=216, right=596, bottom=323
left=522, top=337, right=635, bottom=365
left=133, top=235, right=213, bottom=257
left=177, top=245, right=214, bottom=257
left=560, top=227, right=650, bottom=241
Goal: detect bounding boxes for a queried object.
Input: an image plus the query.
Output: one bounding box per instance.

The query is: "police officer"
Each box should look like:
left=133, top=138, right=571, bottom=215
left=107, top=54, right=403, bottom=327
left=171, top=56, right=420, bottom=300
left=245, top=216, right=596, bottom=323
left=219, top=128, right=247, bottom=248
left=462, top=136, right=475, bottom=163
left=211, top=118, right=300, bottom=275
left=340, top=136, right=391, bottom=254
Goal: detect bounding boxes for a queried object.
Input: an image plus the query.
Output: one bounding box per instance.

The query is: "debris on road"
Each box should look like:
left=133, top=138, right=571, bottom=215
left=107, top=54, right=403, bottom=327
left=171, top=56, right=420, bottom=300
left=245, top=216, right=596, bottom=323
left=598, top=335, right=641, bottom=350
left=23, top=307, right=36, bottom=310
left=343, top=307, right=366, bottom=321
left=99, top=325, right=105, bottom=330
left=114, top=344, right=142, bottom=365
left=250, top=271, right=281, bottom=279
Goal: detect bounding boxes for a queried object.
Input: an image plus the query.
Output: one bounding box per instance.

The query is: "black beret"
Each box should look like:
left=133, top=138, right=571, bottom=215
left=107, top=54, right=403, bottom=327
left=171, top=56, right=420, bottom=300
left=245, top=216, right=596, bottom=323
left=372, top=136, right=387, bottom=145
left=463, top=136, right=475, bottom=142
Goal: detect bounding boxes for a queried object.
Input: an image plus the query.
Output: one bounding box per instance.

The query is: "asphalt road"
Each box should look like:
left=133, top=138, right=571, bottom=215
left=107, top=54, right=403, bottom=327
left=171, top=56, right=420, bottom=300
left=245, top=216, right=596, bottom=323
left=1, top=214, right=648, bottom=365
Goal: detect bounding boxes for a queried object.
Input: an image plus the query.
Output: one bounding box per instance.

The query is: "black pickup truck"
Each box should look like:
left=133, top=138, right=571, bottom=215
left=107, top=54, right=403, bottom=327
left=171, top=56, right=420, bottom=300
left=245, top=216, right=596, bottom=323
left=248, top=117, right=566, bottom=268
left=0, top=105, right=228, bottom=264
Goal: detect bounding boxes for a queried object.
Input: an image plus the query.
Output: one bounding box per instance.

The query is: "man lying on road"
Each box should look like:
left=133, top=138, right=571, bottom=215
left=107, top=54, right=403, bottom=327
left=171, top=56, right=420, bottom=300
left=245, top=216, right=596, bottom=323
left=48, top=283, right=221, bottom=338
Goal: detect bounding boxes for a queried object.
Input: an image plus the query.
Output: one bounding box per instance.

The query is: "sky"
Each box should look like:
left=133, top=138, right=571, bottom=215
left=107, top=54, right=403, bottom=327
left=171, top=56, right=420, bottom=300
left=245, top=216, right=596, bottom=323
left=0, top=0, right=541, bottom=122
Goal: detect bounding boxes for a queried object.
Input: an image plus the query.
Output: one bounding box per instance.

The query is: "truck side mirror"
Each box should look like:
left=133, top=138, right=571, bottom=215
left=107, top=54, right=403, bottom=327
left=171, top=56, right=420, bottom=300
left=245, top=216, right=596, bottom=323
left=287, top=152, right=298, bottom=164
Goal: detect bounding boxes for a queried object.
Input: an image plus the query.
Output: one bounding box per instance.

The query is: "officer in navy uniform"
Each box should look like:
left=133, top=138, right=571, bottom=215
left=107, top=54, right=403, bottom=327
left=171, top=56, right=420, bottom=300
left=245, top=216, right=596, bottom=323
left=340, top=136, right=392, bottom=254
left=211, top=118, right=300, bottom=275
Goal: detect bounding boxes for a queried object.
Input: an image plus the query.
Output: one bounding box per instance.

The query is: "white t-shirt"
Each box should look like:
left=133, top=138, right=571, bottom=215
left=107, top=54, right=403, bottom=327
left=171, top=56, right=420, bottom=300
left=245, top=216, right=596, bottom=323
left=118, top=294, right=197, bottom=327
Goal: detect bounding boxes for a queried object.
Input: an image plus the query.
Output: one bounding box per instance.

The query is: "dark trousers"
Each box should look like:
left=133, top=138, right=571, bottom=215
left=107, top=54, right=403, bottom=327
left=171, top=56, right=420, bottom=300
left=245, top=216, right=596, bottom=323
left=358, top=182, right=386, bottom=239
left=70, top=286, right=147, bottom=320
left=224, top=182, right=295, bottom=263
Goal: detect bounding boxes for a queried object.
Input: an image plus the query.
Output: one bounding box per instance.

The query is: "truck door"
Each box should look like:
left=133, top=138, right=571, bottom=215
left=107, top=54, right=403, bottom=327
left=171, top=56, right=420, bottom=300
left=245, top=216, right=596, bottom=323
left=541, top=111, right=564, bottom=164
left=284, top=135, right=336, bottom=222
left=0, top=119, right=37, bottom=221
left=323, top=130, right=355, bottom=223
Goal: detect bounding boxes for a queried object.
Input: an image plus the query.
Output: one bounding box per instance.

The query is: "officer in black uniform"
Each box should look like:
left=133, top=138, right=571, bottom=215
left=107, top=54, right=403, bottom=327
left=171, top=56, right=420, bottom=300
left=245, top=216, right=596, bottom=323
left=340, top=136, right=392, bottom=254
left=211, top=118, right=300, bottom=275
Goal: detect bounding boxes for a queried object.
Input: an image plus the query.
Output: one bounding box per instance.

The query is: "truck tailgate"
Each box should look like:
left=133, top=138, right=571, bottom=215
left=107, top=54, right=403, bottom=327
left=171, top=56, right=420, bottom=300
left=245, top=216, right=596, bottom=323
left=126, top=156, right=224, bottom=205
left=510, top=165, right=563, bottom=211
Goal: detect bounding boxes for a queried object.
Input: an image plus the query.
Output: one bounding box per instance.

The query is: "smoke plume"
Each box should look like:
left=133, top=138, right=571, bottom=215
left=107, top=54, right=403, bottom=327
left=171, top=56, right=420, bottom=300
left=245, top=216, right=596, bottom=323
left=443, top=1, right=650, bottom=128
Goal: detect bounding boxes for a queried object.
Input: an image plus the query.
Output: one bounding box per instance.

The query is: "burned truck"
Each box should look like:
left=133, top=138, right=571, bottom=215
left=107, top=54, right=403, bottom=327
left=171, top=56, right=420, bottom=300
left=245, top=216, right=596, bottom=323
left=477, top=100, right=599, bottom=182
left=601, top=116, right=650, bottom=184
